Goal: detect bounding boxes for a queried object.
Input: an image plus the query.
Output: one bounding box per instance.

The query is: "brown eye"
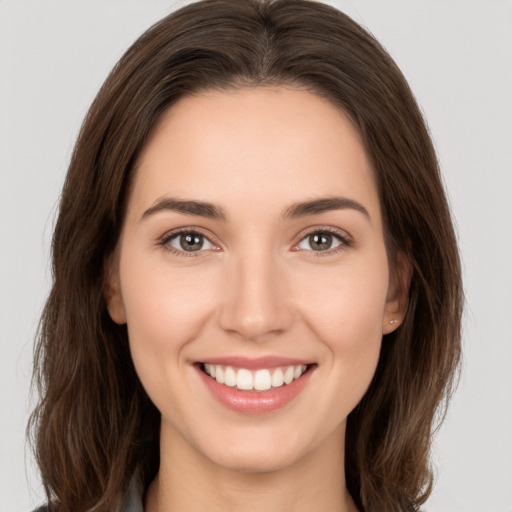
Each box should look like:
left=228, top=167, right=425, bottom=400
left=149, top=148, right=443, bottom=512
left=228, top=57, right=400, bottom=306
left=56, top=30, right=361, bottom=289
left=308, top=233, right=333, bottom=251
left=296, top=230, right=346, bottom=252
left=166, top=231, right=215, bottom=253
left=180, top=233, right=204, bottom=251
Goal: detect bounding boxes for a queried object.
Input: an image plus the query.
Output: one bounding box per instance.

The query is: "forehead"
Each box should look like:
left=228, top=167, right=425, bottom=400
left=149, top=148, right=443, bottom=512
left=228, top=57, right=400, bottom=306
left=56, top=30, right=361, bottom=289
left=131, top=87, right=380, bottom=222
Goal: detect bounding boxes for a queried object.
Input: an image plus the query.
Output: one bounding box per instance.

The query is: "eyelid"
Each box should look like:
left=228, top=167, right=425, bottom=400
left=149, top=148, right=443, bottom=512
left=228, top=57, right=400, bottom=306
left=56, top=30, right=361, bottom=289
left=157, top=226, right=221, bottom=256
left=292, top=226, right=353, bottom=255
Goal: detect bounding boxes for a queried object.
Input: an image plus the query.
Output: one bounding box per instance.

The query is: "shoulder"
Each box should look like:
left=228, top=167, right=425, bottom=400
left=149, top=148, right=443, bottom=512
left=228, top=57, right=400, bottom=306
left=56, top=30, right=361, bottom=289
left=29, top=472, right=143, bottom=512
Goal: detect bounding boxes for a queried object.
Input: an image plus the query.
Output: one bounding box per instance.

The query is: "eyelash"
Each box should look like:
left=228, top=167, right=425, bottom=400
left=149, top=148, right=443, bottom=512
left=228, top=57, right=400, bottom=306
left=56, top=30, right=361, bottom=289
left=157, top=226, right=352, bottom=257
left=294, top=227, right=353, bottom=257
left=157, top=227, right=217, bottom=258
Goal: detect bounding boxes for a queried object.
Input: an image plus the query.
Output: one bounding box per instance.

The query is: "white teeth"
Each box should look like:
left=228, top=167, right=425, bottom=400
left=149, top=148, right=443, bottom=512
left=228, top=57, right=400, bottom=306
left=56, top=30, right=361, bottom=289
left=204, top=363, right=215, bottom=377
left=215, top=367, right=225, bottom=384
left=284, top=366, right=294, bottom=385
left=204, top=363, right=308, bottom=392
left=254, top=369, right=272, bottom=391
left=236, top=369, right=253, bottom=390
left=224, top=366, right=237, bottom=387
left=294, top=365, right=307, bottom=379
left=271, top=368, right=284, bottom=388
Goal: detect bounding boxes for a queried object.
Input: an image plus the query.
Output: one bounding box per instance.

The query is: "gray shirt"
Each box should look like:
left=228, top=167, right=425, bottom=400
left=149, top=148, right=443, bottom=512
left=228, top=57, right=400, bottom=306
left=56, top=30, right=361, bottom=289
left=33, top=474, right=419, bottom=511
left=32, top=472, right=143, bottom=512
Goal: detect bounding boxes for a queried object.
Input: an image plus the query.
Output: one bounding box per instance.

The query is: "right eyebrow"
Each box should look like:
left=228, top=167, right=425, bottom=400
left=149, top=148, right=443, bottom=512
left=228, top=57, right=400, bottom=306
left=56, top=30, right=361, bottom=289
left=141, top=197, right=227, bottom=221
left=282, top=196, right=370, bottom=221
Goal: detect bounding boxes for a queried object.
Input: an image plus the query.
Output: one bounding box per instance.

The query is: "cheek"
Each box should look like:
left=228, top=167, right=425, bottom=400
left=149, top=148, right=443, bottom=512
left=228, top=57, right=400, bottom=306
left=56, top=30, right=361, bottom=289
left=121, top=247, right=217, bottom=326
left=118, top=249, right=220, bottom=378
left=295, top=258, right=390, bottom=344
left=293, top=255, right=389, bottom=403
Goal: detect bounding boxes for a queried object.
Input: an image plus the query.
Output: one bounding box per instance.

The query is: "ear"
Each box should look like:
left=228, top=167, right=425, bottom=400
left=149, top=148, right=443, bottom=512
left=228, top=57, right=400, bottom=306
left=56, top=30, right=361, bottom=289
left=104, top=255, right=127, bottom=325
left=382, top=251, right=412, bottom=334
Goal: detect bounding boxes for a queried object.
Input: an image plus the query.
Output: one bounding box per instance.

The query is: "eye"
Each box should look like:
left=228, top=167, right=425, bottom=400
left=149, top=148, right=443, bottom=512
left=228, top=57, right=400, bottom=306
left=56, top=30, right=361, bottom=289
left=162, top=230, right=216, bottom=254
left=295, top=229, right=350, bottom=253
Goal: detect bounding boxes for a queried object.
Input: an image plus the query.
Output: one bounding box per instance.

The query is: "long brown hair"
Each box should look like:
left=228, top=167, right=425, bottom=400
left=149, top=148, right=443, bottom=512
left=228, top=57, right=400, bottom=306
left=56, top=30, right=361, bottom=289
left=28, top=1, right=463, bottom=511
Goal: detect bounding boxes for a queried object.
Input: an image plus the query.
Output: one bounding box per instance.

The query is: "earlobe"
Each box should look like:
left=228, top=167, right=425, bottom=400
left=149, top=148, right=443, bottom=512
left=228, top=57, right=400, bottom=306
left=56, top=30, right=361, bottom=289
left=383, top=251, right=412, bottom=334
left=104, top=260, right=127, bottom=325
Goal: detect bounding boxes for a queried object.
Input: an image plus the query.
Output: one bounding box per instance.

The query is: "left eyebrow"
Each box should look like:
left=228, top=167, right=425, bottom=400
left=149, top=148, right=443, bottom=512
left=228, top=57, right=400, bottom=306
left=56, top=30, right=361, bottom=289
left=282, top=197, right=370, bottom=221
left=141, top=197, right=227, bottom=221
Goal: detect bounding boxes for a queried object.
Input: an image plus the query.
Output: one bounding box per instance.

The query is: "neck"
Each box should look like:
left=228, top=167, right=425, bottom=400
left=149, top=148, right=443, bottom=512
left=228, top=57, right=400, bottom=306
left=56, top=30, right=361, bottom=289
left=145, top=421, right=358, bottom=512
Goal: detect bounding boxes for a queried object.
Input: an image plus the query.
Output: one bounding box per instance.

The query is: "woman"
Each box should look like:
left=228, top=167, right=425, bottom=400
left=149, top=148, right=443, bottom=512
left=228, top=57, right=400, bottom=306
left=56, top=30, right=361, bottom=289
left=29, top=0, right=462, bottom=511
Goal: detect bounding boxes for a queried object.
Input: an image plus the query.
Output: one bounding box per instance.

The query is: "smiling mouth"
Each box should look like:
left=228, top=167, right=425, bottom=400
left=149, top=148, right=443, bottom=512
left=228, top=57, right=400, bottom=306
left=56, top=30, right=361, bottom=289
left=199, top=363, right=313, bottom=392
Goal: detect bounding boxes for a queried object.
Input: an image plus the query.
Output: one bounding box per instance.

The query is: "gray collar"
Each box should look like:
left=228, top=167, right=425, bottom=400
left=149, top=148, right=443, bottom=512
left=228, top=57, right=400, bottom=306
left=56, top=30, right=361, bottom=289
left=120, top=471, right=144, bottom=512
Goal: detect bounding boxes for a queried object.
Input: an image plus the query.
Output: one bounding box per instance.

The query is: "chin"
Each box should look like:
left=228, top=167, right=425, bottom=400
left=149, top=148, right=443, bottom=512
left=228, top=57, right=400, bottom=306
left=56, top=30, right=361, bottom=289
left=210, top=447, right=301, bottom=474
left=198, top=427, right=318, bottom=474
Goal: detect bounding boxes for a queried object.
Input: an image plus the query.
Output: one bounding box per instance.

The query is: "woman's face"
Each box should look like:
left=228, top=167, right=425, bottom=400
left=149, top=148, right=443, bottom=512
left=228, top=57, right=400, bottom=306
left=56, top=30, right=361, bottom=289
left=107, top=87, right=406, bottom=473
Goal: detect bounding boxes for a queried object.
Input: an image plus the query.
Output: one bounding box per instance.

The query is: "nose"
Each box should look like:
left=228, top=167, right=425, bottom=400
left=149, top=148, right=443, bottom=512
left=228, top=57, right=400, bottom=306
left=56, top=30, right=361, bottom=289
left=218, top=249, right=294, bottom=342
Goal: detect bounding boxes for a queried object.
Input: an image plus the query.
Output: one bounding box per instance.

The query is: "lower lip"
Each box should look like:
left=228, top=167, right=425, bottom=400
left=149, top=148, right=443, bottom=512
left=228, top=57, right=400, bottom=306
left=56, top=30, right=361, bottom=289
left=197, top=365, right=314, bottom=414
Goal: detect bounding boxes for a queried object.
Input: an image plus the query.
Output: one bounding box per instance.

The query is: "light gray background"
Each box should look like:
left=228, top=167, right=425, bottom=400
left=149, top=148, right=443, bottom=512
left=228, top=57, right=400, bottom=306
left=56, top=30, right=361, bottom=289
left=1, top=1, right=511, bottom=511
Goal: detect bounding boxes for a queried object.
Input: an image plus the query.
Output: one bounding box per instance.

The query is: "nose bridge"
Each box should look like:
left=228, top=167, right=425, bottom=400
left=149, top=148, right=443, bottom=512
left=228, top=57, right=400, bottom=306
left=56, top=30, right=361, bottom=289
left=219, top=243, right=292, bottom=341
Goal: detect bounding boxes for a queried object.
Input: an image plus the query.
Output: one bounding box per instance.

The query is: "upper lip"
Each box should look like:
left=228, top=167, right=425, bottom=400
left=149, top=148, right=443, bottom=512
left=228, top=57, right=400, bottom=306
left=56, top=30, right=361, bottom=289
left=197, top=356, right=314, bottom=369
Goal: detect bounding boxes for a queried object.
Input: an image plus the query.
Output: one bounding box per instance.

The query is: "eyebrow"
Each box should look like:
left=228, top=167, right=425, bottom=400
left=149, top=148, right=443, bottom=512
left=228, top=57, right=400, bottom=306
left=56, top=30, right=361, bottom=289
left=141, top=198, right=227, bottom=220
left=141, top=196, right=369, bottom=222
left=282, top=197, right=370, bottom=221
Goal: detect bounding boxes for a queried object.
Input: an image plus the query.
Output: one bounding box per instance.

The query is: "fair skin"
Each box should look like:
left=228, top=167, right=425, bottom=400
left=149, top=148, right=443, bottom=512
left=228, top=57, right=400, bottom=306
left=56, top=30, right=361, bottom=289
left=107, top=87, right=408, bottom=512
